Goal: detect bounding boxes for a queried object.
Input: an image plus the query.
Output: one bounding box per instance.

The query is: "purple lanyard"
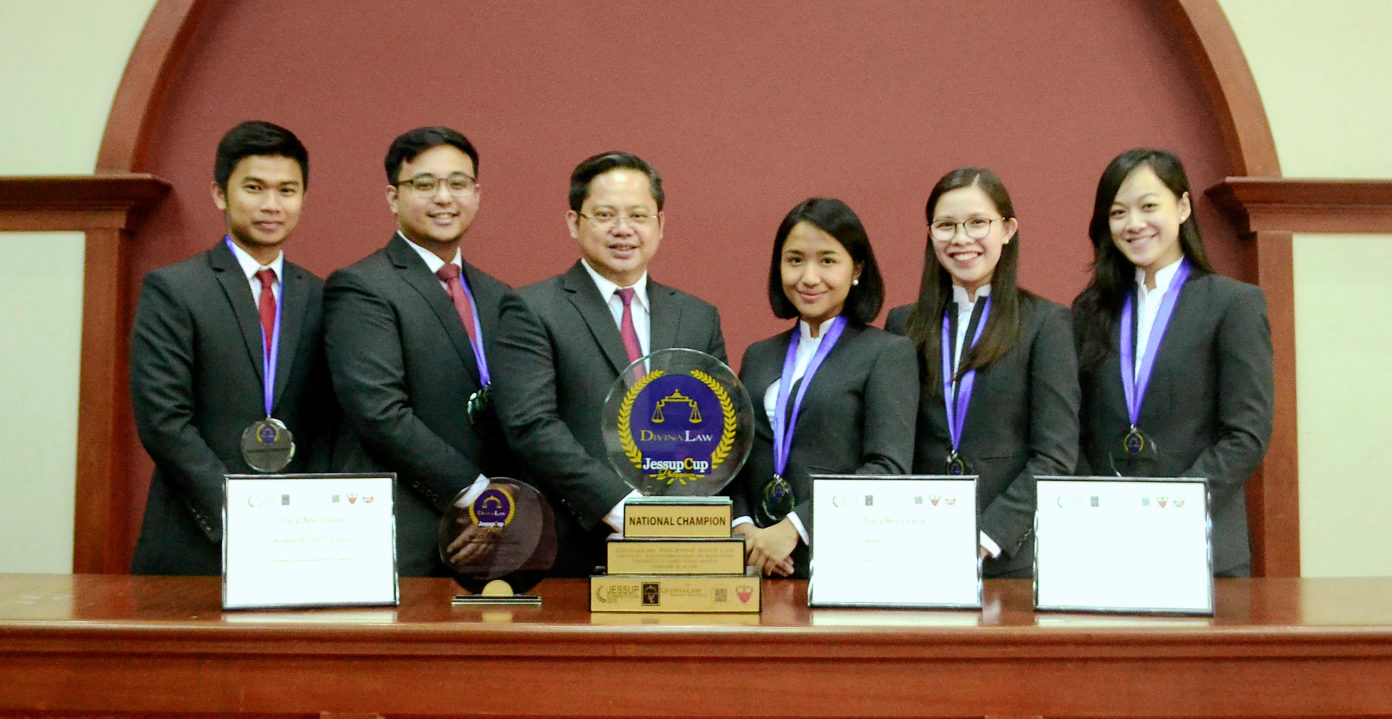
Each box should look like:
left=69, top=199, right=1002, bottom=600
left=456, top=269, right=490, bottom=385
left=772, top=315, right=847, bottom=477
left=941, top=296, right=991, bottom=455
left=226, top=236, right=281, bottom=417
left=1119, top=260, right=1191, bottom=429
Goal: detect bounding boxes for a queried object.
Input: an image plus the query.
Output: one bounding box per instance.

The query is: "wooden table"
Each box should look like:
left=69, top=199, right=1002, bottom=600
left=1, top=574, right=1390, bottom=717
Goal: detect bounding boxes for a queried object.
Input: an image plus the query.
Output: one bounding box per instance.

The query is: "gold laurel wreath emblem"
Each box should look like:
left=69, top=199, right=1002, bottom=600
left=690, top=370, right=737, bottom=469
left=618, top=370, right=665, bottom=469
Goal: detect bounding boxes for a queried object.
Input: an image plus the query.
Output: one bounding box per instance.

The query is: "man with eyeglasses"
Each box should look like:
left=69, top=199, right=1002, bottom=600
left=324, top=126, right=512, bottom=577
left=492, top=151, right=727, bottom=576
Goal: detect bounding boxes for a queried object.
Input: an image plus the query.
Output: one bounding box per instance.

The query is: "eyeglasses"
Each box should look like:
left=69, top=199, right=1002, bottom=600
left=399, top=173, right=477, bottom=197
left=577, top=210, right=658, bottom=228
left=929, top=216, right=1006, bottom=242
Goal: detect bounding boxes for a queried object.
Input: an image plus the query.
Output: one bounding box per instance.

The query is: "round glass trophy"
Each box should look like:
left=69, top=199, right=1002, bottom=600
left=437, top=477, right=556, bottom=595
left=601, top=348, right=754, bottom=497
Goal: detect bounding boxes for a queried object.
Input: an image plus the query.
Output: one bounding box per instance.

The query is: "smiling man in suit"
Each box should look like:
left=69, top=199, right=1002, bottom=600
left=131, top=120, right=337, bottom=575
left=324, top=127, right=512, bottom=577
left=492, top=151, right=727, bottom=576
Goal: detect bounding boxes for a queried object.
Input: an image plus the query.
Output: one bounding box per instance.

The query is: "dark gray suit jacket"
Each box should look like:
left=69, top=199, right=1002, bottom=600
left=727, top=321, right=917, bottom=579
left=130, top=240, right=336, bottom=575
left=324, top=234, right=512, bottom=577
left=887, top=294, right=1080, bottom=577
left=1075, top=272, right=1274, bottom=576
left=492, top=261, right=726, bottom=576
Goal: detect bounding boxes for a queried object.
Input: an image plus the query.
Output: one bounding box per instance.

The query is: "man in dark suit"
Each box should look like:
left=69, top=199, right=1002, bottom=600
left=492, top=152, right=726, bottom=576
left=131, top=121, right=336, bottom=575
left=324, top=127, right=512, bottom=577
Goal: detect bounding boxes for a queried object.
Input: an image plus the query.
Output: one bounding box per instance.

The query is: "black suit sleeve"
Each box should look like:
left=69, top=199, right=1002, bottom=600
left=705, top=306, right=729, bottom=365
left=129, top=272, right=228, bottom=542
left=726, top=344, right=761, bottom=523
left=883, top=305, right=910, bottom=335
left=981, top=302, right=1080, bottom=556
left=790, top=333, right=918, bottom=530
left=324, top=269, right=481, bottom=510
left=853, top=334, right=919, bottom=476
left=1069, top=307, right=1096, bottom=477
left=492, top=291, right=631, bottom=529
left=1181, top=283, right=1274, bottom=497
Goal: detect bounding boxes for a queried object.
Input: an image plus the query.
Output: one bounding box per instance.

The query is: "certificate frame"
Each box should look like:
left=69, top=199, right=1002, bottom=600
left=222, top=473, right=400, bottom=611
left=1034, top=476, right=1214, bottom=616
left=808, top=475, right=981, bottom=610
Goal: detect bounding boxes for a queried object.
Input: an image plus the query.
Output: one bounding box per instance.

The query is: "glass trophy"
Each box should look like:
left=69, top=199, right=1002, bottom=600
left=437, top=477, right=556, bottom=603
left=601, top=348, right=754, bottom=497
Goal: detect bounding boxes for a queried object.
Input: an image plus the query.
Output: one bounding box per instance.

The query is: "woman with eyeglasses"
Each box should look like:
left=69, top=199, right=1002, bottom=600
left=727, top=198, right=916, bottom=578
left=886, top=168, right=1079, bottom=578
left=1072, top=148, right=1273, bottom=577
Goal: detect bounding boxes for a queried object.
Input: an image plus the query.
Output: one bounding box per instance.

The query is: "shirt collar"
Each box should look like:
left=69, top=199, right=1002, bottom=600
left=951, top=283, right=991, bottom=306
left=580, top=258, right=649, bottom=310
left=1134, top=256, right=1185, bottom=294
left=398, top=231, right=461, bottom=275
left=226, top=237, right=284, bottom=282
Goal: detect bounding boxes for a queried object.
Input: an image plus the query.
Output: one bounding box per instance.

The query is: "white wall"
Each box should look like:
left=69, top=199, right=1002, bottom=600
left=0, top=0, right=155, bottom=572
left=1222, top=0, right=1392, bottom=577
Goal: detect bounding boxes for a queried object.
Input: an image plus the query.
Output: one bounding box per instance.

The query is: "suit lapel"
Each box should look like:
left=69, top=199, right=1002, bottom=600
left=273, top=261, right=309, bottom=409
left=209, top=241, right=268, bottom=388
left=648, top=279, right=680, bottom=352
left=784, top=321, right=858, bottom=428
left=561, top=262, right=631, bottom=374
left=387, top=235, right=481, bottom=384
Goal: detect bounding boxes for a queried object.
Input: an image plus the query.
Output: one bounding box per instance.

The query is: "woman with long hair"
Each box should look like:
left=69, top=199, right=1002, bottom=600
left=887, top=167, right=1079, bottom=578
left=1072, top=148, right=1274, bottom=577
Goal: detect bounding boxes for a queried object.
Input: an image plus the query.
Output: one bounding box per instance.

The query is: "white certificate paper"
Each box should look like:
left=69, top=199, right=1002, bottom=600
left=1034, top=477, right=1213, bottom=615
left=809, top=475, right=980, bottom=608
left=223, top=474, right=399, bottom=610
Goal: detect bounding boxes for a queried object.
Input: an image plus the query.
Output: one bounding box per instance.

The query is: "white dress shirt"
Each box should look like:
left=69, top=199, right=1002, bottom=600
left=226, top=240, right=283, bottom=308
left=398, top=231, right=463, bottom=290
left=579, top=258, right=651, bottom=357
left=948, top=284, right=1002, bottom=558
left=1133, top=257, right=1186, bottom=381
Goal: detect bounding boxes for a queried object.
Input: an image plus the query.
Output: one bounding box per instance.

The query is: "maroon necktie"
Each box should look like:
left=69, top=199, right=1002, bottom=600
left=436, top=263, right=478, bottom=343
left=255, top=268, right=277, bottom=346
left=617, top=288, right=644, bottom=377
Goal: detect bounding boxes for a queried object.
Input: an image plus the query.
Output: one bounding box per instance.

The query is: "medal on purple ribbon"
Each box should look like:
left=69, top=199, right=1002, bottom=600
left=759, top=316, right=847, bottom=525
left=941, top=296, right=990, bottom=477
left=1117, top=260, right=1190, bottom=464
left=230, top=237, right=295, bottom=473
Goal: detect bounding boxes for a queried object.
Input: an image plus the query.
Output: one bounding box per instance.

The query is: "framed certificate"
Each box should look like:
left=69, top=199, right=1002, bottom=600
left=1034, top=476, right=1213, bottom=615
left=222, top=473, right=399, bottom=610
left=809, top=475, right=980, bottom=609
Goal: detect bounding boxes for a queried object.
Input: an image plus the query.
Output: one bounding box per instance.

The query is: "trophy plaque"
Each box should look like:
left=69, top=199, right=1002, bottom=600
left=437, top=477, right=556, bottom=604
left=602, top=348, right=754, bottom=497
left=593, top=349, right=761, bottom=613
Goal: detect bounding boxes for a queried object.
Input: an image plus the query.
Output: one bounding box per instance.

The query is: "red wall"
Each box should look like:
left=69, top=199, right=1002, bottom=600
left=125, top=0, right=1238, bottom=540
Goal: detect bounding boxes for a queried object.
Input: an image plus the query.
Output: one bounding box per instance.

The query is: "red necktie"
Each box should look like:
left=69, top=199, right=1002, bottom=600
left=436, top=263, right=478, bottom=343
left=255, top=268, right=277, bottom=346
left=617, top=287, right=644, bottom=377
